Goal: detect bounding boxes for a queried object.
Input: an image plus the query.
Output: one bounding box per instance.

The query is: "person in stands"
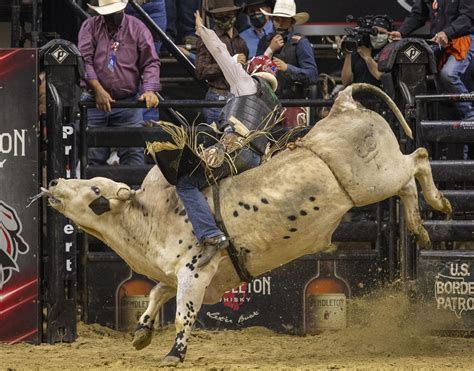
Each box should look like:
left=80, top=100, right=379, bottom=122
left=341, top=15, right=393, bottom=110
left=389, top=0, right=474, bottom=120
left=78, top=0, right=160, bottom=166
left=196, top=0, right=248, bottom=125
left=240, top=0, right=274, bottom=58
left=165, top=0, right=200, bottom=47
left=342, top=15, right=393, bottom=88
left=256, top=0, right=318, bottom=128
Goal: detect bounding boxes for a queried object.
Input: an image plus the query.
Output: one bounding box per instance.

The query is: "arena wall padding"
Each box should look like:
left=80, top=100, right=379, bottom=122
left=0, top=49, right=40, bottom=344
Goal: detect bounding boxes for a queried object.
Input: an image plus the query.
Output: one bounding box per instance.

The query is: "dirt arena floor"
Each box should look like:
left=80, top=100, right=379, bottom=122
left=1, top=289, right=473, bottom=370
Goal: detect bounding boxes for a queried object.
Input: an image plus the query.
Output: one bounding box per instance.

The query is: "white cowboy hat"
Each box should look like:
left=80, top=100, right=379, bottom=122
left=253, top=72, right=278, bottom=92
left=261, top=0, right=309, bottom=25
left=88, top=0, right=128, bottom=15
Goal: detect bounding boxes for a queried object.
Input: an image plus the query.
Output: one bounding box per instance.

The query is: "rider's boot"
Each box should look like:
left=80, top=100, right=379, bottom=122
left=197, top=234, right=229, bottom=267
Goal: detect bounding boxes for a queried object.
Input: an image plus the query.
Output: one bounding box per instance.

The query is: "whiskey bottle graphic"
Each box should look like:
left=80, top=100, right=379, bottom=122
left=304, top=260, right=350, bottom=334
left=116, top=270, right=155, bottom=332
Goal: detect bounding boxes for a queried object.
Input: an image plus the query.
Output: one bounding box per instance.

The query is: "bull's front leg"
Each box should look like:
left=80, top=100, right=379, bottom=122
left=162, top=260, right=220, bottom=366
left=132, top=282, right=176, bottom=350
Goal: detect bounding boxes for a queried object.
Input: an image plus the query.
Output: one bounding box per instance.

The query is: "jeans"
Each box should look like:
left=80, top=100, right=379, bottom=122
left=176, top=172, right=222, bottom=243
left=165, top=0, right=199, bottom=43
left=438, top=36, right=474, bottom=120
left=83, top=93, right=144, bottom=166
left=176, top=147, right=260, bottom=243
left=126, top=0, right=167, bottom=52
left=203, top=89, right=229, bottom=125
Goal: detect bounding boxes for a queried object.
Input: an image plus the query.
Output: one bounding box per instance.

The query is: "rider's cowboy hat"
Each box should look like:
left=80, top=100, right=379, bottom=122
left=261, top=0, right=309, bottom=25
left=206, top=0, right=243, bottom=14
left=88, top=0, right=128, bottom=15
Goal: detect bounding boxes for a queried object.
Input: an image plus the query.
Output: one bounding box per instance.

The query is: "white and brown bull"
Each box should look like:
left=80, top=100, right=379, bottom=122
left=42, top=84, right=452, bottom=366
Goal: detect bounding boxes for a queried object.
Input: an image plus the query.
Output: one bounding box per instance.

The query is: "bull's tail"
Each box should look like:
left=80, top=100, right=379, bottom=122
left=347, top=83, right=413, bottom=140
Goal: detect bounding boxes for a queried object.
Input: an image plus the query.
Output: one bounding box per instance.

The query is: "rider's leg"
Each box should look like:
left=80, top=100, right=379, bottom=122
left=176, top=172, right=228, bottom=267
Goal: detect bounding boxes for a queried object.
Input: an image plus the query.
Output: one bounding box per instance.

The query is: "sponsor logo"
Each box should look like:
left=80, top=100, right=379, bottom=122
left=205, top=277, right=271, bottom=325
left=435, top=262, right=473, bottom=318
left=221, top=277, right=271, bottom=311
left=51, top=46, right=69, bottom=64
left=404, top=45, right=422, bottom=62
left=0, top=201, right=30, bottom=289
left=0, top=129, right=26, bottom=169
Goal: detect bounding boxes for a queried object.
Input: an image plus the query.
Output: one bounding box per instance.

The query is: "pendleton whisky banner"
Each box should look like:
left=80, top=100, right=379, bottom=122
left=0, top=49, right=40, bottom=344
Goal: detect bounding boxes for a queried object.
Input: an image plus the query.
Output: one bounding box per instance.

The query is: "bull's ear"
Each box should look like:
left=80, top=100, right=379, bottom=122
left=88, top=196, right=111, bottom=215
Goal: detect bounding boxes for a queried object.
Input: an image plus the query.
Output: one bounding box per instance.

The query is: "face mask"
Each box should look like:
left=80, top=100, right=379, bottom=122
left=370, top=33, right=388, bottom=49
left=249, top=12, right=266, bottom=29
left=214, top=16, right=236, bottom=31
left=104, top=11, right=124, bottom=28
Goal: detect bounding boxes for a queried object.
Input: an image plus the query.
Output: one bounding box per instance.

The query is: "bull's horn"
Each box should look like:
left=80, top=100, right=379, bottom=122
left=116, top=187, right=135, bottom=201
left=350, top=83, right=413, bottom=140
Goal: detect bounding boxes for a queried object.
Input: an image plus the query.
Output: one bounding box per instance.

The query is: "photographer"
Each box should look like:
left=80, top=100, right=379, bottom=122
left=341, top=16, right=393, bottom=88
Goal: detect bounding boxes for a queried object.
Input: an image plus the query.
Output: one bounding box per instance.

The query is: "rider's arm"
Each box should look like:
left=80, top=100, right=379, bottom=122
left=196, top=25, right=257, bottom=97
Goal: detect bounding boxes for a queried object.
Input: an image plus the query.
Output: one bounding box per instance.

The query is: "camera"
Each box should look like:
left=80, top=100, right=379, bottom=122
left=341, top=15, right=379, bottom=54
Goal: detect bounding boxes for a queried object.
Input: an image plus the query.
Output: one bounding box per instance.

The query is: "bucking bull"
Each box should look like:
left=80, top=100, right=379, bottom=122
left=40, top=84, right=452, bottom=366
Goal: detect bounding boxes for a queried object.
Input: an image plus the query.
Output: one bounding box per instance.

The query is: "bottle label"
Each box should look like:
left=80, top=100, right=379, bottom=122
left=119, top=295, right=150, bottom=331
left=306, top=293, right=347, bottom=331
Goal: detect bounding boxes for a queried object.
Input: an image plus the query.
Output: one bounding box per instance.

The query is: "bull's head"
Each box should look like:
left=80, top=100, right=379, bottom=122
left=42, top=177, right=135, bottom=238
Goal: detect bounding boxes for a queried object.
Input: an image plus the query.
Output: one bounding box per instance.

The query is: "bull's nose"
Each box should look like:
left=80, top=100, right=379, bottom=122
left=49, top=179, right=58, bottom=187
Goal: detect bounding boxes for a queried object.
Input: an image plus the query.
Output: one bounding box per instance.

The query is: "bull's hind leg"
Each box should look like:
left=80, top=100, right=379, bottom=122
left=411, top=148, right=453, bottom=215
left=162, top=260, right=220, bottom=366
left=132, top=283, right=176, bottom=350
left=398, top=178, right=431, bottom=247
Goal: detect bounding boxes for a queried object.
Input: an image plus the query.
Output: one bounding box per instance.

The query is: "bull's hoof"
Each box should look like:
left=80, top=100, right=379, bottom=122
left=441, top=196, right=453, bottom=216
left=416, top=226, right=431, bottom=249
left=160, top=355, right=181, bottom=367
left=132, top=326, right=153, bottom=350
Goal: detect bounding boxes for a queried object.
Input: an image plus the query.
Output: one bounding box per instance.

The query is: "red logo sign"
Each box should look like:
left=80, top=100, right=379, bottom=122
left=222, top=282, right=249, bottom=311
left=0, top=202, right=30, bottom=289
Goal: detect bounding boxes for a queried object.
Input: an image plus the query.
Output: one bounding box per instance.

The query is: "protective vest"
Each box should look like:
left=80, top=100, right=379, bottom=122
left=266, top=33, right=306, bottom=99
left=218, top=76, right=281, bottom=155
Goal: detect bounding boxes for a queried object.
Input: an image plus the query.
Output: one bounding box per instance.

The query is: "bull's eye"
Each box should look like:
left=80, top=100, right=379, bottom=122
left=91, top=186, right=101, bottom=195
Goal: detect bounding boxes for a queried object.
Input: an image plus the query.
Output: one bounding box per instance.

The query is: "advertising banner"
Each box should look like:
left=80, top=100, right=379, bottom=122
left=0, top=49, right=40, bottom=344
left=417, top=253, right=474, bottom=331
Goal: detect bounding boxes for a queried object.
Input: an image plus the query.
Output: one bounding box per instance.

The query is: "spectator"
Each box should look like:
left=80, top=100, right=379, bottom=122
left=256, top=0, right=318, bottom=128
left=126, top=0, right=167, bottom=122
left=165, top=0, right=200, bottom=47
left=341, top=15, right=393, bottom=110
left=126, top=0, right=167, bottom=53
left=389, top=0, right=474, bottom=120
left=196, top=0, right=248, bottom=125
left=240, top=0, right=274, bottom=58
left=174, top=11, right=282, bottom=267
left=78, top=0, right=160, bottom=166
left=341, top=16, right=393, bottom=88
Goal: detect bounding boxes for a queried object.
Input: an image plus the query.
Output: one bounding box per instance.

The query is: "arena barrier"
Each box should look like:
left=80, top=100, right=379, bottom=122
left=408, top=93, right=474, bottom=332
left=41, top=39, right=83, bottom=343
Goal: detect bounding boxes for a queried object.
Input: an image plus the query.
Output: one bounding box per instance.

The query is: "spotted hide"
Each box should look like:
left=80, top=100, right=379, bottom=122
left=44, top=84, right=451, bottom=366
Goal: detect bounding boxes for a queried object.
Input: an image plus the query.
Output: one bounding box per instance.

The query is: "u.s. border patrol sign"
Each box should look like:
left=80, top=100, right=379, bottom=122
left=435, top=262, right=474, bottom=319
